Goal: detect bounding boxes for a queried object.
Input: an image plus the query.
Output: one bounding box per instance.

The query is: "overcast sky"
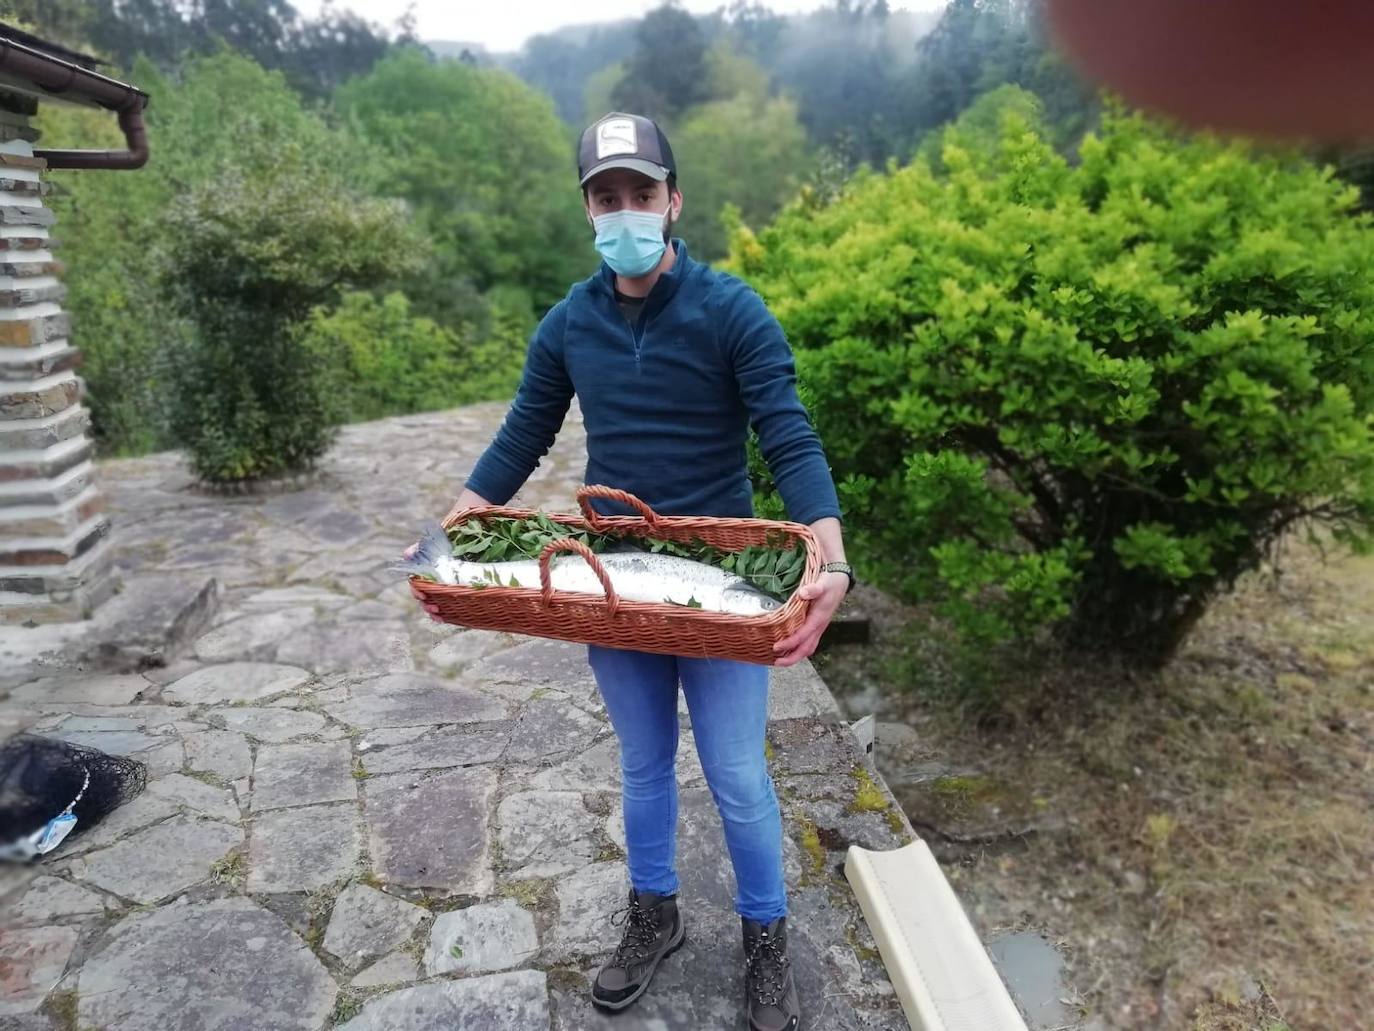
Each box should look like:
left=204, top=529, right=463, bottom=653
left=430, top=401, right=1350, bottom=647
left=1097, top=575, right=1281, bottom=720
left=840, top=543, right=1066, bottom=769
left=294, top=1, right=947, bottom=53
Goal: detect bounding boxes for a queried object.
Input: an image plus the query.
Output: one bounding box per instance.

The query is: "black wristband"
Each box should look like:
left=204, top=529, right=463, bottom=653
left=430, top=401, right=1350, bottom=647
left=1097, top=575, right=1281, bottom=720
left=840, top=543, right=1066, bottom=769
left=820, top=561, right=855, bottom=594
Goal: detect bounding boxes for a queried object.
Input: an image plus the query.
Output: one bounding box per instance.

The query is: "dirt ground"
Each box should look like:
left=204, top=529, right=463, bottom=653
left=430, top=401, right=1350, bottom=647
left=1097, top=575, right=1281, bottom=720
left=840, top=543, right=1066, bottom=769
left=814, top=540, right=1373, bottom=1031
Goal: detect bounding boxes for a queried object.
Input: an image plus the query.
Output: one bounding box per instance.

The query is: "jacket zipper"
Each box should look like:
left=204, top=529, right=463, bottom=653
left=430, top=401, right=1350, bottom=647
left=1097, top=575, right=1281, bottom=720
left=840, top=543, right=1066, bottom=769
left=627, top=304, right=648, bottom=369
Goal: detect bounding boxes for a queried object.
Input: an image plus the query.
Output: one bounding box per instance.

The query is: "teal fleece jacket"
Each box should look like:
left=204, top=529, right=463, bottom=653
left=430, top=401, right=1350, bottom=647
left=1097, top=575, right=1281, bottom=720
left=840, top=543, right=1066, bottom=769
left=466, top=240, right=841, bottom=525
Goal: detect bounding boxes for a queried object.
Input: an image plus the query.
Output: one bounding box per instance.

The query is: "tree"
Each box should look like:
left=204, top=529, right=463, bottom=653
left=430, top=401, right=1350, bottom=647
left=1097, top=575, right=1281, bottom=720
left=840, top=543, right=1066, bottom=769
left=8, top=0, right=396, bottom=100
left=765, top=0, right=908, bottom=164
left=729, top=95, right=1374, bottom=667
left=674, top=93, right=808, bottom=260
left=336, top=48, right=592, bottom=319
left=610, top=3, right=710, bottom=124
left=582, top=62, right=626, bottom=126
left=278, top=6, right=392, bottom=99
left=716, top=1, right=787, bottom=61
left=897, top=0, right=1095, bottom=154
left=508, top=21, right=639, bottom=125
left=164, top=146, right=423, bottom=483
left=702, top=42, right=772, bottom=102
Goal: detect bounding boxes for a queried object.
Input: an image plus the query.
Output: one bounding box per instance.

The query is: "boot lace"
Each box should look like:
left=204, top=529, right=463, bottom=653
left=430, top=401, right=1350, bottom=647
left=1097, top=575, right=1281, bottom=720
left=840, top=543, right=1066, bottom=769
left=746, top=928, right=791, bottom=1008
left=607, top=897, right=661, bottom=968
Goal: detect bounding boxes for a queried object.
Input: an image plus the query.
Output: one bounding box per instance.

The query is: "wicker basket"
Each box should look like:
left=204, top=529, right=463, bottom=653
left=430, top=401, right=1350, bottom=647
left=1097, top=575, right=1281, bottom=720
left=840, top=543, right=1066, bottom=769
left=408, top=485, right=821, bottom=665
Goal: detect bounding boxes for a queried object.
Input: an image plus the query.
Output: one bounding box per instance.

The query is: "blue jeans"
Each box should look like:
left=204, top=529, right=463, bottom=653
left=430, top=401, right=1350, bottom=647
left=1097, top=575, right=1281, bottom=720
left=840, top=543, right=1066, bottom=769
left=587, top=645, right=787, bottom=924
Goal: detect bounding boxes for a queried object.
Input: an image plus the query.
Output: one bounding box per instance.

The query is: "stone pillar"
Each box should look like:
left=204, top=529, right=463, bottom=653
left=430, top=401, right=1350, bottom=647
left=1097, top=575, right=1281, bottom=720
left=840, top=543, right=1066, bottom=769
left=0, top=97, right=115, bottom=625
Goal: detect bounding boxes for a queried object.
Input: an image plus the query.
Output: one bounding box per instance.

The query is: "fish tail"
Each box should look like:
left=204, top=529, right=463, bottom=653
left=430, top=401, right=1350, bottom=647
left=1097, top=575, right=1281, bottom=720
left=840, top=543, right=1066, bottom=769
left=390, top=522, right=452, bottom=581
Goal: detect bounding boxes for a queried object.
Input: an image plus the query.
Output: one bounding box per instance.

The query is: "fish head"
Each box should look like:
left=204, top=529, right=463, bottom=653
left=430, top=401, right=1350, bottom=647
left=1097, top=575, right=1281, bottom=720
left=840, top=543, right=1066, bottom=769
left=723, top=584, right=784, bottom=616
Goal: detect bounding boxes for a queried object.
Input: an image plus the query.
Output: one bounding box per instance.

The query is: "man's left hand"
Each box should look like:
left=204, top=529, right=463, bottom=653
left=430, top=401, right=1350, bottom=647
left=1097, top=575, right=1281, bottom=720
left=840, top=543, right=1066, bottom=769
left=772, top=571, right=849, bottom=667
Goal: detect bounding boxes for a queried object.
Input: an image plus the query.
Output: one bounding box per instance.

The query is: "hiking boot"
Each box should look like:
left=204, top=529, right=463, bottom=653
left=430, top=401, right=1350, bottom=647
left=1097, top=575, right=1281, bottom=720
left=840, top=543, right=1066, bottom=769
left=591, top=889, right=686, bottom=1011
left=743, top=915, right=800, bottom=1031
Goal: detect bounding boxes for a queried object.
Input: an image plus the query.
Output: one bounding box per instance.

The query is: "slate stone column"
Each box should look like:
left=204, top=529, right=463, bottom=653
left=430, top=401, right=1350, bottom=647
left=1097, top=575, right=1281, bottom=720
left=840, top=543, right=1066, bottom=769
left=0, top=95, right=115, bottom=624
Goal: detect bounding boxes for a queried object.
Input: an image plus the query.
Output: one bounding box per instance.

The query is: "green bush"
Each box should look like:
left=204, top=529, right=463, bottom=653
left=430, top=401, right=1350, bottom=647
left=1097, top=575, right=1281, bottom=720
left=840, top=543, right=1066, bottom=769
left=729, top=95, right=1374, bottom=666
left=301, top=291, right=528, bottom=424
left=164, top=148, right=422, bottom=484
left=38, top=51, right=383, bottom=455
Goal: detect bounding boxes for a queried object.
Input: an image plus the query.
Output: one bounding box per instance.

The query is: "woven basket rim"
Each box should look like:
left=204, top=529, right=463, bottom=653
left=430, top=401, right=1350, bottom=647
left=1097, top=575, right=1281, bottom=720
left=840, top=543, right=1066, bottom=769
left=421, top=486, right=822, bottom=626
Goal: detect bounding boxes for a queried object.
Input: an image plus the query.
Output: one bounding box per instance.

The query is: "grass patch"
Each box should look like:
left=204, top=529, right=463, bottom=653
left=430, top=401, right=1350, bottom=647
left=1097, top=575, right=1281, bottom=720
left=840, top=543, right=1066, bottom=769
left=794, top=817, right=825, bottom=877
left=210, top=850, right=246, bottom=888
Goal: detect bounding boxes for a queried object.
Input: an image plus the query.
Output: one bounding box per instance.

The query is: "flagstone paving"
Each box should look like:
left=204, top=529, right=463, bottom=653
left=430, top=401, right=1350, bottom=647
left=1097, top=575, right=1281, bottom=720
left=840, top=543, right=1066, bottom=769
left=0, top=404, right=913, bottom=1029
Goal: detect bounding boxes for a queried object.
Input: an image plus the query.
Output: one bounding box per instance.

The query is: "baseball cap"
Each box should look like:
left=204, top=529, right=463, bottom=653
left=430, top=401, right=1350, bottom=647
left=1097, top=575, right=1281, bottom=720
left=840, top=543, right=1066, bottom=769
left=578, top=112, right=677, bottom=187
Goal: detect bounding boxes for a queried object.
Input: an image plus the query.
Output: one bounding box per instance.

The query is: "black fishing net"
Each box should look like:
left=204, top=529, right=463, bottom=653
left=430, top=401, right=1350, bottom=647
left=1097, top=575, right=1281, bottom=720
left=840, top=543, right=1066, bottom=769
left=0, top=733, right=147, bottom=850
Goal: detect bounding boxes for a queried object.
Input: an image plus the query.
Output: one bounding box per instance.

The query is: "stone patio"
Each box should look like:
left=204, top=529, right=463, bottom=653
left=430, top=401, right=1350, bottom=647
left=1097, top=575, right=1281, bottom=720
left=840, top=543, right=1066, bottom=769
left=0, top=404, right=914, bottom=1030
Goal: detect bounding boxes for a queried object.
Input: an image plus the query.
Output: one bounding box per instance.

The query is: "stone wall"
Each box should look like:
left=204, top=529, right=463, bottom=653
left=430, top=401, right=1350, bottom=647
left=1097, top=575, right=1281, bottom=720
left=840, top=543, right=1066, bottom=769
left=0, top=96, right=115, bottom=624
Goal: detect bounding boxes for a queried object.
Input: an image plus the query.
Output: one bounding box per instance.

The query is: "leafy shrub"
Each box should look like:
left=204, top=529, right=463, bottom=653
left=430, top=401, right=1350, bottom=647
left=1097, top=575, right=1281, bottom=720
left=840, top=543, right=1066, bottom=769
left=38, top=51, right=381, bottom=455
left=301, top=291, right=527, bottom=424
left=163, top=147, right=422, bottom=484
left=730, top=94, right=1374, bottom=666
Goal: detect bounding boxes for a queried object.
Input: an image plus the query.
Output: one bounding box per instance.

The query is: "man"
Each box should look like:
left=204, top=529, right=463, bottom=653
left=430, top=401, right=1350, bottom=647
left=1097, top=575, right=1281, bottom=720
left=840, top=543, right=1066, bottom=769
left=411, top=112, right=853, bottom=1031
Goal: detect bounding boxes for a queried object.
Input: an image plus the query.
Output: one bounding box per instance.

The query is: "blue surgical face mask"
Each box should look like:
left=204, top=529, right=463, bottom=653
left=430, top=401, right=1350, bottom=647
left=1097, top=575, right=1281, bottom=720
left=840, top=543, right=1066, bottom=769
left=592, top=201, right=671, bottom=277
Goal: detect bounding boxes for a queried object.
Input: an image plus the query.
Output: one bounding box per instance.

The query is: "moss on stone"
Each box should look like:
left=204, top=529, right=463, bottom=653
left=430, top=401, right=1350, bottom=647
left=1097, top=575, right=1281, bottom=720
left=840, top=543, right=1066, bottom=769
left=848, top=765, right=889, bottom=813
left=44, top=988, right=79, bottom=1031
left=930, top=773, right=999, bottom=804
left=183, top=768, right=228, bottom=789
left=501, top=877, right=554, bottom=912
left=796, top=817, right=825, bottom=876
left=330, top=990, right=363, bottom=1025
left=595, top=842, right=625, bottom=863
left=884, top=808, right=906, bottom=836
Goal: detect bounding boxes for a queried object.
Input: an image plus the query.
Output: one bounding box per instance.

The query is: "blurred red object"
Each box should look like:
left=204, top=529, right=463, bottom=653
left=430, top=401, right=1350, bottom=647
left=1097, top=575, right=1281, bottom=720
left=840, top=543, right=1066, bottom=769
left=1046, top=0, right=1374, bottom=141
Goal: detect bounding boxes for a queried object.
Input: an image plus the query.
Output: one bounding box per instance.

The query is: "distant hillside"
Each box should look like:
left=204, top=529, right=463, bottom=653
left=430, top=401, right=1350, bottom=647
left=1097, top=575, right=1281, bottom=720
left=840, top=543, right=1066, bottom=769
left=492, top=7, right=942, bottom=127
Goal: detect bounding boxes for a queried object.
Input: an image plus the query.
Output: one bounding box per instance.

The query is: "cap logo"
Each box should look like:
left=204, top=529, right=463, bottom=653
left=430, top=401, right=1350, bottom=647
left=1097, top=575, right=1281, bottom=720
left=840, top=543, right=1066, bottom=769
left=596, top=117, right=638, bottom=159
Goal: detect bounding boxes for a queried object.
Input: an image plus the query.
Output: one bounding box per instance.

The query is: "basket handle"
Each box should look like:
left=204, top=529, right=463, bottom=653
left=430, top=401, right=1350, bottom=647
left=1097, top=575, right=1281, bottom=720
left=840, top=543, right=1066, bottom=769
left=539, top=538, right=620, bottom=617
left=577, top=485, right=661, bottom=532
